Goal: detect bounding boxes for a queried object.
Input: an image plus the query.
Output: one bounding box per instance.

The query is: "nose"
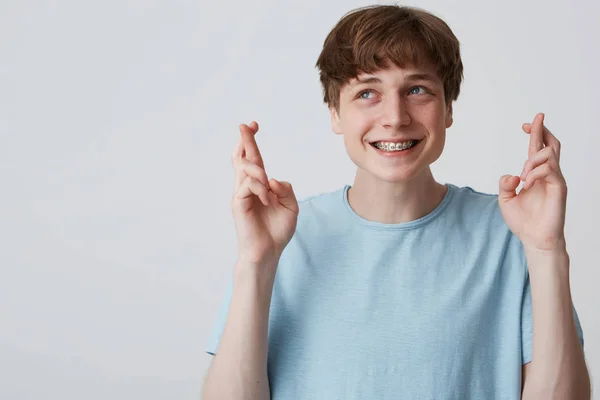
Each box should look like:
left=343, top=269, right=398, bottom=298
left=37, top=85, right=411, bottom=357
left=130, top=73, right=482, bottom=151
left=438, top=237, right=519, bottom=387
left=379, top=94, right=411, bottom=129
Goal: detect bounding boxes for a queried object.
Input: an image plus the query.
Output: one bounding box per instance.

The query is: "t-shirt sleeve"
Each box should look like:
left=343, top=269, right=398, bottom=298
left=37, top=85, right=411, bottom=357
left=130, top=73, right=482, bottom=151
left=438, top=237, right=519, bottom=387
left=205, top=277, right=234, bottom=356
left=520, top=269, right=585, bottom=365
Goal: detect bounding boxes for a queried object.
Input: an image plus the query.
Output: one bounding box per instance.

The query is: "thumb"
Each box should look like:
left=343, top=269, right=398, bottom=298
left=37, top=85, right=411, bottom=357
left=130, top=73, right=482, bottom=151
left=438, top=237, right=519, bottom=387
left=498, top=174, right=520, bottom=202
left=269, top=178, right=298, bottom=212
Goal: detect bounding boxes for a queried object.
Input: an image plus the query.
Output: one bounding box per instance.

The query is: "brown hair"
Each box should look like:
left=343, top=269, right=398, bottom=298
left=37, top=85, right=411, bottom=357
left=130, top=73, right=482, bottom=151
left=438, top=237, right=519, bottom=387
left=315, top=4, right=464, bottom=113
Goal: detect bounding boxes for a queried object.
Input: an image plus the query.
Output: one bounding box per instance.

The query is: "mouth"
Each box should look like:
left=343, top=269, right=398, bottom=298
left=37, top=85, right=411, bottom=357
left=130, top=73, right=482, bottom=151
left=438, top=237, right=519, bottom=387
left=369, top=139, right=422, bottom=152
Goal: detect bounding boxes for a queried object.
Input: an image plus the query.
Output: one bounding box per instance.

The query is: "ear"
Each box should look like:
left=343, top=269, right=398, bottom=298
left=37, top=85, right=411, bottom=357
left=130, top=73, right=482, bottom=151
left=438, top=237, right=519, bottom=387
left=445, top=102, right=453, bottom=129
left=330, top=106, right=343, bottom=135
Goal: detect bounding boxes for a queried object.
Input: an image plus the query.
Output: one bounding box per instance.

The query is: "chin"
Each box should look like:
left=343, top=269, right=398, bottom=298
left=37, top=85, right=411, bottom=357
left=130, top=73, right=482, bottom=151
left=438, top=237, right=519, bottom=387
left=347, top=144, right=438, bottom=184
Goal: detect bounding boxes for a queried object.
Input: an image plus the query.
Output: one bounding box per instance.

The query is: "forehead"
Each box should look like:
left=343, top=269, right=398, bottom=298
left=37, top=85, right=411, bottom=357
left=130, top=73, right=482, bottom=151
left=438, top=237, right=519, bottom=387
left=346, top=62, right=442, bottom=88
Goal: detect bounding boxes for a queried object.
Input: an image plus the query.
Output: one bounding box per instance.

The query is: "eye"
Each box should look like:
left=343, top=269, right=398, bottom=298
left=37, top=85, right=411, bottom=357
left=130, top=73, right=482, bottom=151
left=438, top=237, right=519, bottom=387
left=409, top=86, right=428, bottom=95
left=357, top=89, right=375, bottom=100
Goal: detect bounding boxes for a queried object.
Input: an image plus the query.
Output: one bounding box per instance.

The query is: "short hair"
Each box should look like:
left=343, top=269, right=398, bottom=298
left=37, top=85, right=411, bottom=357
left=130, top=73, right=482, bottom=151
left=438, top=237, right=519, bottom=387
left=315, top=4, right=464, bottom=113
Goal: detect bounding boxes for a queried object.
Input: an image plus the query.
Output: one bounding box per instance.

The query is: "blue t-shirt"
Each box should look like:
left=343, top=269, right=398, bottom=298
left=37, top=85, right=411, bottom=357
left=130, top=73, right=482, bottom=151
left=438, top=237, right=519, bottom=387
left=206, top=183, right=584, bottom=399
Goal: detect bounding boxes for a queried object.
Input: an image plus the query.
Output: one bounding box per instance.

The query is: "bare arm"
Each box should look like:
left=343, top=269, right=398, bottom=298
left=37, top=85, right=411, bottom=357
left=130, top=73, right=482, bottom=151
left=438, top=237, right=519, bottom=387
left=497, top=115, right=590, bottom=399
left=202, top=261, right=277, bottom=400
left=202, top=121, right=298, bottom=399
left=521, top=249, right=590, bottom=399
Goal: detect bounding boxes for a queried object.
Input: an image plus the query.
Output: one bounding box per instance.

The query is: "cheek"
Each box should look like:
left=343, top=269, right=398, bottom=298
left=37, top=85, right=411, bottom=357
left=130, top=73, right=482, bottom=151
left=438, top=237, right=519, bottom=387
left=419, top=108, right=447, bottom=134
left=342, top=109, right=375, bottom=134
left=427, top=130, right=446, bottom=159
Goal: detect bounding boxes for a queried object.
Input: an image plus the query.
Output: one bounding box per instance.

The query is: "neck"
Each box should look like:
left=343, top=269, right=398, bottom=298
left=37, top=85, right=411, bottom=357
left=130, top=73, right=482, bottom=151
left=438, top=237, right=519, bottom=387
left=347, top=168, right=447, bottom=224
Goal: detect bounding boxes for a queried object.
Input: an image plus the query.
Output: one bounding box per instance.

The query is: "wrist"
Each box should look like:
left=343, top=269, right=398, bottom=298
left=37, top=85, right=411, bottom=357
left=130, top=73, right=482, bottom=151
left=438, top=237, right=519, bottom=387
left=524, top=245, right=570, bottom=275
left=234, top=258, right=279, bottom=287
left=523, top=237, right=567, bottom=258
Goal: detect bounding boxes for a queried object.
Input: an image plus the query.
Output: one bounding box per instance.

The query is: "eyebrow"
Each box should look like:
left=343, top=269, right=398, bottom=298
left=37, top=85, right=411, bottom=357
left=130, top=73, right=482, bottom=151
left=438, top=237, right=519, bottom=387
left=350, top=73, right=438, bottom=88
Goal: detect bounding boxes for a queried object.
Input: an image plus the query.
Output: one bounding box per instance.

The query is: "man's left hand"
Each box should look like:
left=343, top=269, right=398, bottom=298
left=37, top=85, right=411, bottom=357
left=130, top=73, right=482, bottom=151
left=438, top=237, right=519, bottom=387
left=498, top=112, right=568, bottom=253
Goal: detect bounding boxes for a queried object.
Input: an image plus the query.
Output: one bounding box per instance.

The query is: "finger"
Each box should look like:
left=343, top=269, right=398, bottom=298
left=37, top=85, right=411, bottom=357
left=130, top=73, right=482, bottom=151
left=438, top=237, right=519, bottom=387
left=528, top=113, right=545, bottom=158
left=542, top=125, right=561, bottom=162
left=520, top=146, right=560, bottom=181
left=232, top=122, right=257, bottom=162
left=232, top=135, right=244, bottom=164
left=522, top=122, right=561, bottom=162
left=240, top=123, right=265, bottom=169
left=235, top=175, right=270, bottom=207
left=233, top=122, right=259, bottom=161
left=498, top=175, right=520, bottom=202
left=269, top=179, right=299, bottom=213
left=248, top=120, right=259, bottom=132
left=235, top=158, right=270, bottom=191
left=522, top=163, right=563, bottom=190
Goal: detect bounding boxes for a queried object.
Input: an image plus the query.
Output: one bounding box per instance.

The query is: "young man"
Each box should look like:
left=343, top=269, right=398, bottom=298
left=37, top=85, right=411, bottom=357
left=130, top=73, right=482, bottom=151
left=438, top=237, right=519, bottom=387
left=202, top=5, right=590, bottom=400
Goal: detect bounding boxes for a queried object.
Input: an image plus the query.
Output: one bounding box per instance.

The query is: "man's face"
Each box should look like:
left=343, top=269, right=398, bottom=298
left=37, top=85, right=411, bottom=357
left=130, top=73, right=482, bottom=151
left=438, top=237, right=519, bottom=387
left=330, top=61, right=453, bottom=183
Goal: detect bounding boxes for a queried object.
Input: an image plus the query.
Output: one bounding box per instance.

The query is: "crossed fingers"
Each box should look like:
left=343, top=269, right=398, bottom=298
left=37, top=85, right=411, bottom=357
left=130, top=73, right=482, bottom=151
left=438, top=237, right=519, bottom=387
left=231, top=121, right=272, bottom=206
left=520, top=113, right=565, bottom=190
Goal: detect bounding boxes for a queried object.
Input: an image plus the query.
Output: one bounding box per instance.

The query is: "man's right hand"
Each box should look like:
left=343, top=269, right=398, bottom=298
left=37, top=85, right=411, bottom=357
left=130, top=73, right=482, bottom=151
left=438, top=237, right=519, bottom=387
left=231, top=121, right=299, bottom=270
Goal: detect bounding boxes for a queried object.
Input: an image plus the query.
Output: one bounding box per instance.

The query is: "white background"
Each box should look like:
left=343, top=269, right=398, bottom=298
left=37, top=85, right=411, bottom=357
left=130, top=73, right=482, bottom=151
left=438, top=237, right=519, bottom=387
left=1, top=0, right=598, bottom=398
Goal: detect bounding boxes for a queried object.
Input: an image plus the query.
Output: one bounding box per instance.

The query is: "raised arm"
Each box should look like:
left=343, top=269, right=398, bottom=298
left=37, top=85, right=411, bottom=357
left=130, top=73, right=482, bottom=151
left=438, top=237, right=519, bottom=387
left=201, top=121, right=299, bottom=400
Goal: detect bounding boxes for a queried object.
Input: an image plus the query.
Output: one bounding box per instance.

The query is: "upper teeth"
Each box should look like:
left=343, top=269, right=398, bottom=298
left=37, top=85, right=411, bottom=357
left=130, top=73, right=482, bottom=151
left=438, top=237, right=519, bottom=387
left=373, top=140, right=416, bottom=151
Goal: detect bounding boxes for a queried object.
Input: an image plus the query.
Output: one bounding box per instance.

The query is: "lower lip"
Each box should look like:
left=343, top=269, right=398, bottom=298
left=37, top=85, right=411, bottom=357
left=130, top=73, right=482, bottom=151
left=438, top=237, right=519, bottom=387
left=370, top=141, right=422, bottom=157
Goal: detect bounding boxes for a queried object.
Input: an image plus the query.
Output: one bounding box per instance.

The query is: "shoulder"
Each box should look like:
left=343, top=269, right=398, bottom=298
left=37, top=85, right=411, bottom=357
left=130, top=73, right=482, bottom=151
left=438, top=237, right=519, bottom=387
left=443, top=184, right=522, bottom=256
left=297, top=186, right=345, bottom=209
left=286, top=185, right=351, bottom=241
left=296, top=186, right=346, bottom=220
left=446, top=184, right=527, bottom=275
left=450, top=184, right=499, bottom=210
left=447, top=184, right=505, bottom=228
left=449, top=183, right=526, bottom=255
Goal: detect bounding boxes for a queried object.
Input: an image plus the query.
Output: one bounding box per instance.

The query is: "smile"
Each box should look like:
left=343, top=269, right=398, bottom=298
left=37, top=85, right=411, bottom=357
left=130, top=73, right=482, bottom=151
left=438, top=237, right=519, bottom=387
left=370, top=140, right=421, bottom=152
